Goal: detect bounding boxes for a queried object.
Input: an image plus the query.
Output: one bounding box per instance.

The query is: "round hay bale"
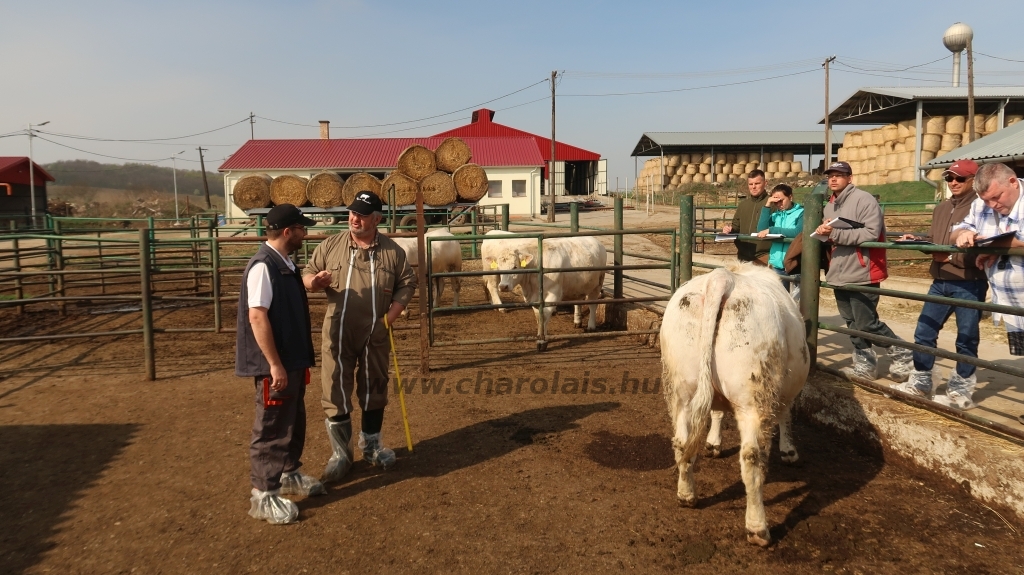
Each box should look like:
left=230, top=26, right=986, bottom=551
left=961, top=131, right=973, bottom=145
left=736, top=152, right=748, bottom=164
left=678, top=153, right=690, bottom=164
left=798, top=171, right=810, bottom=178
left=791, top=161, right=803, bottom=173
left=667, top=155, right=681, bottom=167
left=732, top=163, right=745, bottom=175
left=452, top=163, right=489, bottom=202
left=675, top=166, right=686, bottom=176
left=773, top=171, right=786, bottom=180
left=885, top=153, right=899, bottom=171
left=897, top=151, right=913, bottom=168
left=863, top=159, right=875, bottom=173
left=921, top=134, right=942, bottom=152
left=434, top=137, right=473, bottom=173
left=865, top=145, right=879, bottom=159
left=685, top=165, right=697, bottom=175
left=985, top=115, right=1000, bottom=133
left=898, top=120, right=916, bottom=138
left=850, top=132, right=864, bottom=147
left=698, top=163, right=711, bottom=175
left=782, top=152, right=794, bottom=162
left=712, top=173, right=725, bottom=183
left=270, top=174, right=309, bottom=207
left=670, top=174, right=681, bottom=186
left=725, top=153, right=737, bottom=164
left=945, top=115, right=966, bottom=134
left=882, top=124, right=899, bottom=142
left=842, top=132, right=855, bottom=148
left=871, top=130, right=886, bottom=146
left=769, top=152, right=783, bottom=163
left=419, top=171, right=457, bottom=206
left=701, top=154, right=712, bottom=165
left=973, top=114, right=986, bottom=131
left=396, top=145, right=437, bottom=180
left=887, top=169, right=902, bottom=183
left=381, top=171, right=419, bottom=206
left=714, top=164, right=725, bottom=174
left=692, top=173, right=704, bottom=183
left=894, top=141, right=906, bottom=153
left=941, top=133, right=962, bottom=150
left=924, top=116, right=945, bottom=134
left=900, top=166, right=915, bottom=181
left=232, top=174, right=272, bottom=210
left=342, top=172, right=383, bottom=206
left=927, top=168, right=945, bottom=181
left=1007, top=114, right=1023, bottom=126
left=307, top=171, right=345, bottom=208
left=920, top=150, right=937, bottom=164
left=745, top=162, right=759, bottom=172
left=663, top=165, right=674, bottom=176
left=766, top=161, right=779, bottom=173
left=837, top=148, right=849, bottom=162
left=787, top=172, right=798, bottom=178
left=680, top=174, right=693, bottom=184
left=778, top=161, right=791, bottom=173
left=881, top=140, right=896, bottom=154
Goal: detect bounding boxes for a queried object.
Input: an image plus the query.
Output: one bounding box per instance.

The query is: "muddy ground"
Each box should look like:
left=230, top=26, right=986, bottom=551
left=1, top=270, right=1022, bottom=575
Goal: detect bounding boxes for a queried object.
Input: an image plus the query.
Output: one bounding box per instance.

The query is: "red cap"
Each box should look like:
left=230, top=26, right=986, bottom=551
left=942, top=159, right=978, bottom=178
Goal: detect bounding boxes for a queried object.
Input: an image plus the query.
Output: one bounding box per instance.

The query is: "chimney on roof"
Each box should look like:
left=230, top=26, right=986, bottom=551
left=471, top=109, right=495, bottom=124
left=319, top=120, right=330, bottom=140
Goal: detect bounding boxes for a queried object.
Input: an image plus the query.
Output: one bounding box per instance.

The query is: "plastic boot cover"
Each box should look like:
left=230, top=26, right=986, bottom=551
left=248, top=489, right=298, bottom=525
left=938, top=390, right=977, bottom=410
left=946, top=372, right=978, bottom=397
left=890, top=369, right=932, bottom=397
left=280, top=470, right=326, bottom=497
left=842, top=348, right=878, bottom=380
left=358, top=431, right=397, bottom=469
left=323, top=418, right=354, bottom=483
left=887, top=346, right=914, bottom=382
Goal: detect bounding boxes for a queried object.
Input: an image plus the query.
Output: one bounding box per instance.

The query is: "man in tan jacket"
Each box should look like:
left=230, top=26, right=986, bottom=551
left=303, top=191, right=416, bottom=481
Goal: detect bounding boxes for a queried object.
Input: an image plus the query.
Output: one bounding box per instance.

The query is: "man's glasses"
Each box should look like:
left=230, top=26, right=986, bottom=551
left=944, top=175, right=970, bottom=183
left=287, top=225, right=307, bottom=233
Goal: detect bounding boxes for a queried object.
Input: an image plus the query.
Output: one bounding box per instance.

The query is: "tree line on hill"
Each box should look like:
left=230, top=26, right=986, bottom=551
left=43, top=160, right=224, bottom=196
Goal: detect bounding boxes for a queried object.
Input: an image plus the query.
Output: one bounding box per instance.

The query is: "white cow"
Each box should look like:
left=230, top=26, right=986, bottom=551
left=660, top=263, right=809, bottom=547
left=483, top=236, right=606, bottom=350
left=480, top=230, right=535, bottom=312
left=392, top=228, right=462, bottom=311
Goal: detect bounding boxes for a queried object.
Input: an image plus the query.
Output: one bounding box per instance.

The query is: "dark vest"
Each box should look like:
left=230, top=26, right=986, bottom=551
left=235, top=243, right=315, bottom=377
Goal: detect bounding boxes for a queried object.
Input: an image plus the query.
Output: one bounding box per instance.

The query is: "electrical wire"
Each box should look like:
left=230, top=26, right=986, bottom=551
left=977, top=51, right=1024, bottom=64
left=347, top=96, right=550, bottom=138
left=256, top=78, right=549, bottom=130
left=564, top=59, right=822, bottom=80
left=34, top=118, right=250, bottom=143
left=560, top=68, right=819, bottom=97
left=832, top=65, right=1016, bottom=86
left=32, top=136, right=174, bottom=163
left=834, top=55, right=949, bottom=73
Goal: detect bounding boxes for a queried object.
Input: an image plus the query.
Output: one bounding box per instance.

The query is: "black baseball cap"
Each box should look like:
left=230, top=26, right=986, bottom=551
left=824, top=161, right=852, bottom=175
left=266, top=204, right=317, bottom=230
left=348, top=190, right=383, bottom=216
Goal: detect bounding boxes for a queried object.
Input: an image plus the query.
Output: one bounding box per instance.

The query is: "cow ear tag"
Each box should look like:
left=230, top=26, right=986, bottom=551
left=520, top=259, right=529, bottom=268
left=490, top=261, right=498, bottom=270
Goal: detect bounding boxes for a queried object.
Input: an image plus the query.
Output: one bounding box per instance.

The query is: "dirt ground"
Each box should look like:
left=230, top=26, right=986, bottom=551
left=1, top=268, right=1022, bottom=575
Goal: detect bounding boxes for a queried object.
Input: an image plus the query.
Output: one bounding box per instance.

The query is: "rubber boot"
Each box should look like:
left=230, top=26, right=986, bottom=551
left=248, top=488, right=298, bottom=525
left=887, top=346, right=914, bottom=383
left=323, top=418, right=353, bottom=483
left=842, top=348, right=878, bottom=380
left=279, top=470, right=326, bottom=497
left=358, top=431, right=397, bottom=470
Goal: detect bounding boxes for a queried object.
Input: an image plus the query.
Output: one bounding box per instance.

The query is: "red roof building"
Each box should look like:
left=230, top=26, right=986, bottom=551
left=433, top=109, right=600, bottom=162
left=0, top=157, right=56, bottom=226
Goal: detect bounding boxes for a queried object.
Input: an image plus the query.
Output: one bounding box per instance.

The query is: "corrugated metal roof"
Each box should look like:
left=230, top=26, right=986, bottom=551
left=0, top=157, right=56, bottom=183
left=825, top=86, right=1024, bottom=125
left=631, top=131, right=844, bottom=156
left=857, top=86, right=1024, bottom=100
left=433, top=108, right=601, bottom=161
left=926, top=120, right=1024, bottom=167
left=218, top=137, right=545, bottom=172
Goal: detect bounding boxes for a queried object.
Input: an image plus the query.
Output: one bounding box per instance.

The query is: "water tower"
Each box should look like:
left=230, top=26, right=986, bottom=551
left=943, top=22, right=973, bottom=87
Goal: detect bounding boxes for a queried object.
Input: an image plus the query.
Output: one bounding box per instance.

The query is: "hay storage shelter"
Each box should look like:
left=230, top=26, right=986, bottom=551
left=824, top=86, right=1024, bottom=183
left=925, top=117, right=1024, bottom=179
left=629, top=131, right=843, bottom=192
left=219, top=134, right=545, bottom=221
left=0, top=157, right=56, bottom=227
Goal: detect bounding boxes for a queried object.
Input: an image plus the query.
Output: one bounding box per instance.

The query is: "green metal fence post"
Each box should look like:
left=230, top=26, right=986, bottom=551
left=256, top=214, right=265, bottom=238
left=501, top=204, right=509, bottom=231
left=11, top=221, right=24, bottom=314
left=569, top=202, right=579, bottom=233
left=800, top=184, right=827, bottom=365
left=211, top=237, right=222, bottom=332
left=614, top=197, right=623, bottom=299
left=53, top=220, right=66, bottom=316
left=678, top=195, right=693, bottom=286
left=139, top=228, right=156, bottom=381
left=470, top=209, right=479, bottom=259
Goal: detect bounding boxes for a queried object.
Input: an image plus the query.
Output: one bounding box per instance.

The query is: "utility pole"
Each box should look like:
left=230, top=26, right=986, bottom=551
left=250, top=112, right=255, bottom=140
left=548, top=70, right=557, bottom=223
left=197, top=147, right=212, bottom=209
left=823, top=56, right=836, bottom=170
left=967, top=39, right=976, bottom=144
left=172, top=150, right=185, bottom=221
left=27, top=121, right=49, bottom=228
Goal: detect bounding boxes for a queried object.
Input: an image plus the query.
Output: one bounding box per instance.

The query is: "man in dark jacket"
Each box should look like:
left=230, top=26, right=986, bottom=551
left=892, top=160, right=987, bottom=408
left=723, top=169, right=772, bottom=264
left=237, top=204, right=325, bottom=524
left=814, top=161, right=913, bottom=381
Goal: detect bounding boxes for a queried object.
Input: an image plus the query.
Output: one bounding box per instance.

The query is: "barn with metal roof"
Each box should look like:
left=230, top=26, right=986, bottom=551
left=0, top=157, right=56, bottom=227
left=925, top=118, right=1024, bottom=174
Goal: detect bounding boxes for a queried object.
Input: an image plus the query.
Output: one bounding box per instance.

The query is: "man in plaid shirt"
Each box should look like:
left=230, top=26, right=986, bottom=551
left=951, top=163, right=1024, bottom=405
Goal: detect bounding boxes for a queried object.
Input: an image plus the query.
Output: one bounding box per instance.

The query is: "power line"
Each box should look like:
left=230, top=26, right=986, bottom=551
left=834, top=55, right=949, bottom=73
left=32, top=136, right=174, bottom=163
left=831, top=66, right=1016, bottom=86
left=35, top=118, right=250, bottom=143
left=560, top=68, right=819, bottom=97
left=977, top=51, right=1024, bottom=64
left=563, top=59, right=822, bottom=79
left=348, top=96, right=550, bottom=138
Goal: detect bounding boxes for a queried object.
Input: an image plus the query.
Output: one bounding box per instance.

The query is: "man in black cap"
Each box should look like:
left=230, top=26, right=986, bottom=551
left=237, top=203, right=325, bottom=524
left=814, top=161, right=913, bottom=382
left=302, top=190, right=416, bottom=482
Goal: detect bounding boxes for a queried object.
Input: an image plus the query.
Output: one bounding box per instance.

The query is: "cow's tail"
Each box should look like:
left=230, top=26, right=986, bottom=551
left=683, top=268, right=732, bottom=463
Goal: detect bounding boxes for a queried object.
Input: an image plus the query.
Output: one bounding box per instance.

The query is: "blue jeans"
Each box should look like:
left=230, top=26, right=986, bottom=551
left=912, top=280, right=988, bottom=378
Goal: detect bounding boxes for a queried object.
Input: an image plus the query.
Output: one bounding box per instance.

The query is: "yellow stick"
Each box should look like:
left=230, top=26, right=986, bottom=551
left=384, top=317, right=414, bottom=453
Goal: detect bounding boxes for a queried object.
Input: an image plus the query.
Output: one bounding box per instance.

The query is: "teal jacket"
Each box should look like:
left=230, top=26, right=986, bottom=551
left=757, top=203, right=804, bottom=270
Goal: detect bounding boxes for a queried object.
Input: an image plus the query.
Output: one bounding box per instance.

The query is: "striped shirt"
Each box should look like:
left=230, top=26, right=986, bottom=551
left=952, top=178, right=1024, bottom=331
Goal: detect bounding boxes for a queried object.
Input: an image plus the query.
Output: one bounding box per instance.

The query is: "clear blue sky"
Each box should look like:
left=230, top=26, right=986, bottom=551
left=1, top=0, right=1021, bottom=187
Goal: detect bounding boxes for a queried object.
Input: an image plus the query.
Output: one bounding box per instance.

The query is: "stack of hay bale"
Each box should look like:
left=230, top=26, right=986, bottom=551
left=836, top=114, right=1023, bottom=184
left=635, top=152, right=810, bottom=192
left=231, top=137, right=485, bottom=211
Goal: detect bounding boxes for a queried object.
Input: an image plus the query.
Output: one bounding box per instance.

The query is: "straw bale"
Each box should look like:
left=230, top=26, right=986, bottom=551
left=667, top=155, right=681, bottom=167
left=732, top=163, right=745, bottom=175
left=1007, top=114, right=1023, bottom=126
left=342, top=172, right=383, bottom=206
left=674, top=166, right=685, bottom=176
left=698, top=163, right=711, bottom=174
left=961, top=131, right=973, bottom=145
left=768, top=152, right=782, bottom=163
left=842, top=133, right=854, bottom=148
left=725, top=153, right=737, bottom=164
left=715, top=164, right=726, bottom=174
left=924, top=116, right=945, bottom=134
left=680, top=174, right=693, bottom=184
left=685, top=165, right=697, bottom=175
left=850, top=132, right=863, bottom=147
left=885, top=153, right=898, bottom=171
left=773, top=172, right=786, bottom=180
left=679, top=153, right=690, bottom=164
left=945, top=115, right=966, bottom=134
left=701, top=154, right=712, bottom=164
left=782, top=152, right=794, bottom=162
left=888, top=169, right=903, bottom=182
left=785, top=172, right=797, bottom=178
left=307, top=171, right=345, bottom=208
left=381, top=171, right=419, bottom=206
left=881, top=140, right=896, bottom=154
left=419, top=171, right=457, bottom=207
left=984, top=115, right=1000, bottom=133
left=941, top=133, right=962, bottom=150
left=232, top=174, right=273, bottom=210
left=865, top=144, right=879, bottom=158
left=863, top=159, right=875, bottom=173
left=663, top=165, right=674, bottom=176
left=396, top=145, right=437, bottom=180
left=692, top=173, right=704, bottom=183
left=766, top=161, right=779, bottom=172
left=837, top=148, right=848, bottom=162
left=894, top=141, right=906, bottom=153
left=920, top=150, right=936, bottom=164
left=778, top=161, right=791, bottom=173
left=735, top=153, right=748, bottom=164
left=745, top=162, right=759, bottom=172
left=670, top=175, right=681, bottom=186
left=900, top=167, right=915, bottom=182
left=921, top=134, right=942, bottom=152
left=711, top=173, right=724, bottom=183
left=903, top=136, right=917, bottom=149
left=897, top=151, right=913, bottom=168
left=927, top=168, right=944, bottom=180
left=882, top=124, right=899, bottom=142
left=434, top=137, right=473, bottom=173
left=452, top=163, right=489, bottom=202
left=897, top=119, right=916, bottom=138
left=715, top=157, right=727, bottom=165
left=270, top=174, right=309, bottom=207
left=973, top=114, right=986, bottom=130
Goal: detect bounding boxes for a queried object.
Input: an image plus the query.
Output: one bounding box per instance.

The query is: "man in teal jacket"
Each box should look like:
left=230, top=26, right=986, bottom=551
left=756, top=183, right=803, bottom=300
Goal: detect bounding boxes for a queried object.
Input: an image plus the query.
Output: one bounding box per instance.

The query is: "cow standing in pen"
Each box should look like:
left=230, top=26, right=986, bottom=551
left=393, top=228, right=463, bottom=313
left=483, top=235, right=606, bottom=350
left=660, top=263, right=809, bottom=547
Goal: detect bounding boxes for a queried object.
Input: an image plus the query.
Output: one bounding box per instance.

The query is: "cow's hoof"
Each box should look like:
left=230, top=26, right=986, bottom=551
left=746, top=529, right=771, bottom=547
left=704, top=443, right=721, bottom=458
left=536, top=341, right=548, bottom=352
left=781, top=450, right=799, bottom=464
left=677, top=496, right=697, bottom=508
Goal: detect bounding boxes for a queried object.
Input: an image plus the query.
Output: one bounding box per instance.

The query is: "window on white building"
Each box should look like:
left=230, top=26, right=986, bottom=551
left=487, top=181, right=503, bottom=198
left=511, top=180, right=526, bottom=197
